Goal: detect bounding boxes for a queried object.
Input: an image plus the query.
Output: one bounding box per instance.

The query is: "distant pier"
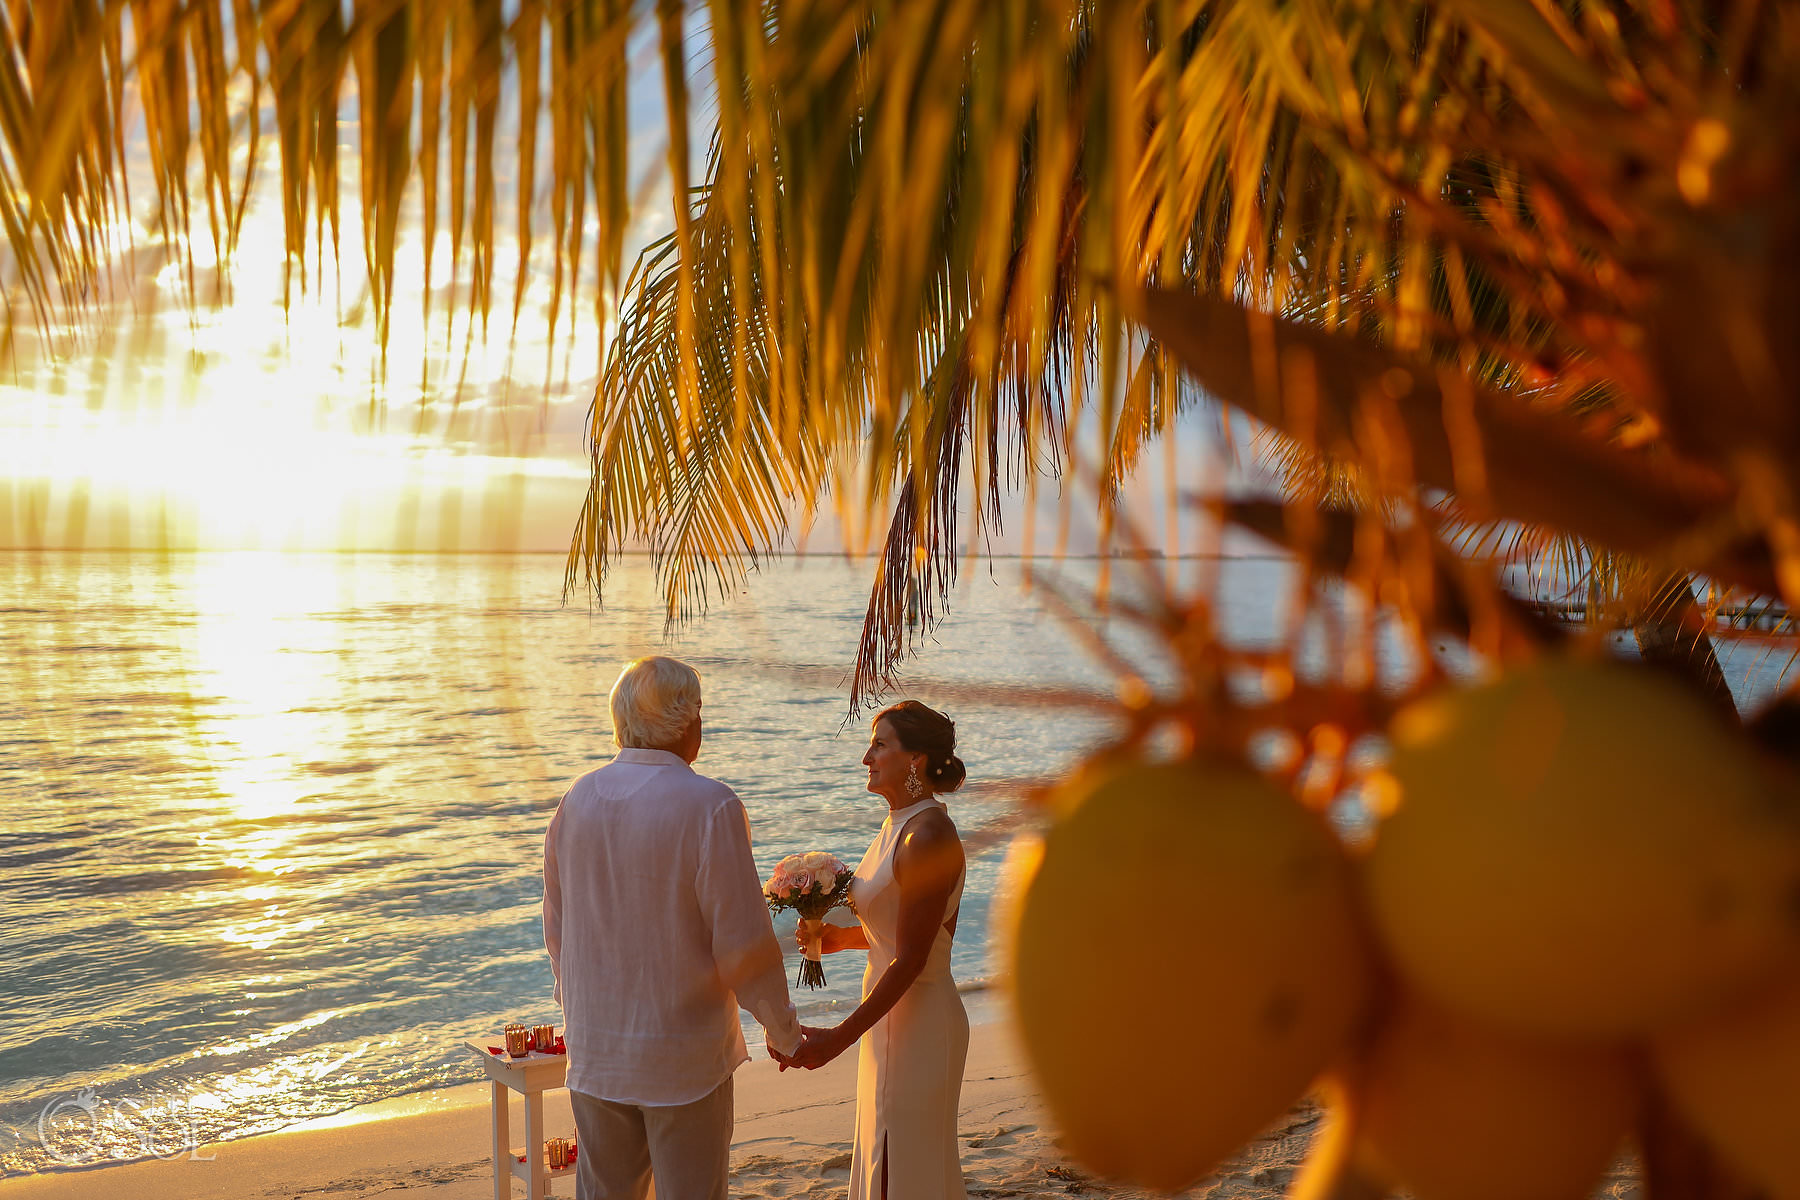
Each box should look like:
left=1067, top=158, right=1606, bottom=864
left=1524, top=599, right=1792, bottom=633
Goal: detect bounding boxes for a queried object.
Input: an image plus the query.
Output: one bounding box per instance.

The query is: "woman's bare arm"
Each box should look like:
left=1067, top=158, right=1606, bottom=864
left=789, top=810, right=963, bottom=1067
left=818, top=922, right=871, bottom=953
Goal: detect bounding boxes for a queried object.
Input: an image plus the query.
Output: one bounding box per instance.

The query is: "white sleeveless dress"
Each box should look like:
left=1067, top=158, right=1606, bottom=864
left=847, top=797, right=969, bottom=1200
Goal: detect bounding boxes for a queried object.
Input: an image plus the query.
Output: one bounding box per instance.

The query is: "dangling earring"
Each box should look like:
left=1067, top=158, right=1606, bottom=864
left=905, top=760, right=925, bottom=799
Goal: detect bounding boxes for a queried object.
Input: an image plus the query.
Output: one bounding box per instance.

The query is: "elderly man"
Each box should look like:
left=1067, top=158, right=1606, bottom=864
left=543, top=655, right=804, bottom=1200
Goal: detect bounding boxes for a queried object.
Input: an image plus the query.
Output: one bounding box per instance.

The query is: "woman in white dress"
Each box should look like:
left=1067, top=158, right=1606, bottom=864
left=786, top=699, right=969, bottom=1200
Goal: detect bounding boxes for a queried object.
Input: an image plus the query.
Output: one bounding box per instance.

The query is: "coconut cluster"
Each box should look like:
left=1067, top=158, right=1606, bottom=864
left=1000, top=657, right=1800, bottom=1199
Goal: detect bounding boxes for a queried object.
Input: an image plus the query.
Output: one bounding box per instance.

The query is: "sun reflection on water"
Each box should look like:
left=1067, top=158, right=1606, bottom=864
left=185, top=552, right=357, bottom=823
left=215, top=910, right=326, bottom=952
left=177, top=553, right=371, bottom=954
left=204, top=1009, right=346, bottom=1059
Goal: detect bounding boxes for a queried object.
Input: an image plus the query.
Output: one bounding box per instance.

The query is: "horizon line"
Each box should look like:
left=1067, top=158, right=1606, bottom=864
left=0, top=546, right=1285, bottom=562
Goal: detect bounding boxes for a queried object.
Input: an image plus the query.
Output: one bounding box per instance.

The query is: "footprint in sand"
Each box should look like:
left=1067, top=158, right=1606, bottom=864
left=964, top=1122, right=1031, bottom=1149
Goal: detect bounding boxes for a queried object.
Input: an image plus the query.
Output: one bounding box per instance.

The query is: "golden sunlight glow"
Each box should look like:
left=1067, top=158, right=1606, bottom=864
left=171, top=554, right=373, bottom=953
left=206, top=1009, right=349, bottom=1059
left=186, top=552, right=357, bottom=825
left=1, top=175, right=600, bottom=553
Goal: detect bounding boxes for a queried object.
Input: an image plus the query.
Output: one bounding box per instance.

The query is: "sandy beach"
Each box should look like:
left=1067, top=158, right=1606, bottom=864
left=0, top=1015, right=1644, bottom=1200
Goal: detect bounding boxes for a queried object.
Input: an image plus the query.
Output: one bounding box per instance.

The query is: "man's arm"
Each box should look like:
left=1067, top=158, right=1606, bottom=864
left=696, top=794, right=803, bottom=1056
left=543, top=795, right=566, bottom=1006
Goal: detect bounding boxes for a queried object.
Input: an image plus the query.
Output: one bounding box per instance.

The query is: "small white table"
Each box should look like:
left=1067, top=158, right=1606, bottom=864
left=464, top=1037, right=571, bottom=1200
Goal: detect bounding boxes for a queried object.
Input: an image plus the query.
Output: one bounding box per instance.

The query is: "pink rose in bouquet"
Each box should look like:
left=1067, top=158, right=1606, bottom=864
left=763, top=851, right=854, bottom=988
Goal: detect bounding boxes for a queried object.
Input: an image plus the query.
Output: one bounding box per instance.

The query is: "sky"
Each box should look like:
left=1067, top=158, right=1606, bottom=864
left=0, top=28, right=650, bottom=555
left=0, top=23, right=1253, bottom=560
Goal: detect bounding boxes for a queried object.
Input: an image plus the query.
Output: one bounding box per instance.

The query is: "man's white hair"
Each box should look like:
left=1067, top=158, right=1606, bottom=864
left=609, top=656, right=702, bottom=749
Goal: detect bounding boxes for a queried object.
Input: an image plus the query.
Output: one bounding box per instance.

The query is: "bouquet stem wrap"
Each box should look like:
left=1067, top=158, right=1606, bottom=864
left=797, top=917, right=826, bottom=989
left=764, top=852, right=855, bottom=990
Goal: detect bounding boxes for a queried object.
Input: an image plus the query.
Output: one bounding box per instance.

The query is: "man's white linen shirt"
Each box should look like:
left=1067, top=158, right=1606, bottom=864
left=543, top=748, right=803, bottom=1106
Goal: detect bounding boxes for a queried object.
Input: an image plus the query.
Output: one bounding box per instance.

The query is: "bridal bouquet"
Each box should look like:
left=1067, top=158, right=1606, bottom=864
left=763, top=852, right=854, bottom=988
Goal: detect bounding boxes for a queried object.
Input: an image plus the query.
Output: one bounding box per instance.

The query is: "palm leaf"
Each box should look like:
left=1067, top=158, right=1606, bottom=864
left=1125, top=285, right=1771, bottom=593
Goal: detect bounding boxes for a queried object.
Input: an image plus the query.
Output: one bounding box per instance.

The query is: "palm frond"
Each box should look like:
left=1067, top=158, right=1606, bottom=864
left=572, top=4, right=1100, bottom=705
left=0, top=0, right=639, bottom=367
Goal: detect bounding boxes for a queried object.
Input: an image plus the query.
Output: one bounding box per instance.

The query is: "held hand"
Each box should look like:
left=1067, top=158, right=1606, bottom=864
left=787, top=1023, right=852, bottom=1070
left=771, top=1027, right=812, bottom=1073
left=771, top=1026, right=818, bottom=1072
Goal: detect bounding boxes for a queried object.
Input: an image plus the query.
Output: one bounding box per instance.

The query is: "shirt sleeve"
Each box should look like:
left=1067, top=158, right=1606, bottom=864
left=697, top=793, right=802, bottom=1056
left=543, top=794, right=566, bottom=1007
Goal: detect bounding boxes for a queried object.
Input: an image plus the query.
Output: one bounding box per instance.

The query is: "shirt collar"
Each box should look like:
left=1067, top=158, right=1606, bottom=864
left=613, top=747, right=694, bottom=770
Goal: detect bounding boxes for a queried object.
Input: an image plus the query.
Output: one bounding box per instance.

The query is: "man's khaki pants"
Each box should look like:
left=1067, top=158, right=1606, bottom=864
left=570, top=1076, right=733, bottom=1200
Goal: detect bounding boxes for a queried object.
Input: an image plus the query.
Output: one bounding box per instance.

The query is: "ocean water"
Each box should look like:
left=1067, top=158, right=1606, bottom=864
left=0, top=550, right=1224, bottom=1175
left=1, top=550, right=1792, bottom=1176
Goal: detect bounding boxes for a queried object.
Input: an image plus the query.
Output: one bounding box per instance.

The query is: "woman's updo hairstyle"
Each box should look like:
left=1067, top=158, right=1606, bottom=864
left=875, top=700, right=966, bottom=793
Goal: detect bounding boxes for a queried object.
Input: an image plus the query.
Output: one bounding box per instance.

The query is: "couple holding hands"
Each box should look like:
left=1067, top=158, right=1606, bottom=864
left=543, top=656, right=970, bottom=1200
